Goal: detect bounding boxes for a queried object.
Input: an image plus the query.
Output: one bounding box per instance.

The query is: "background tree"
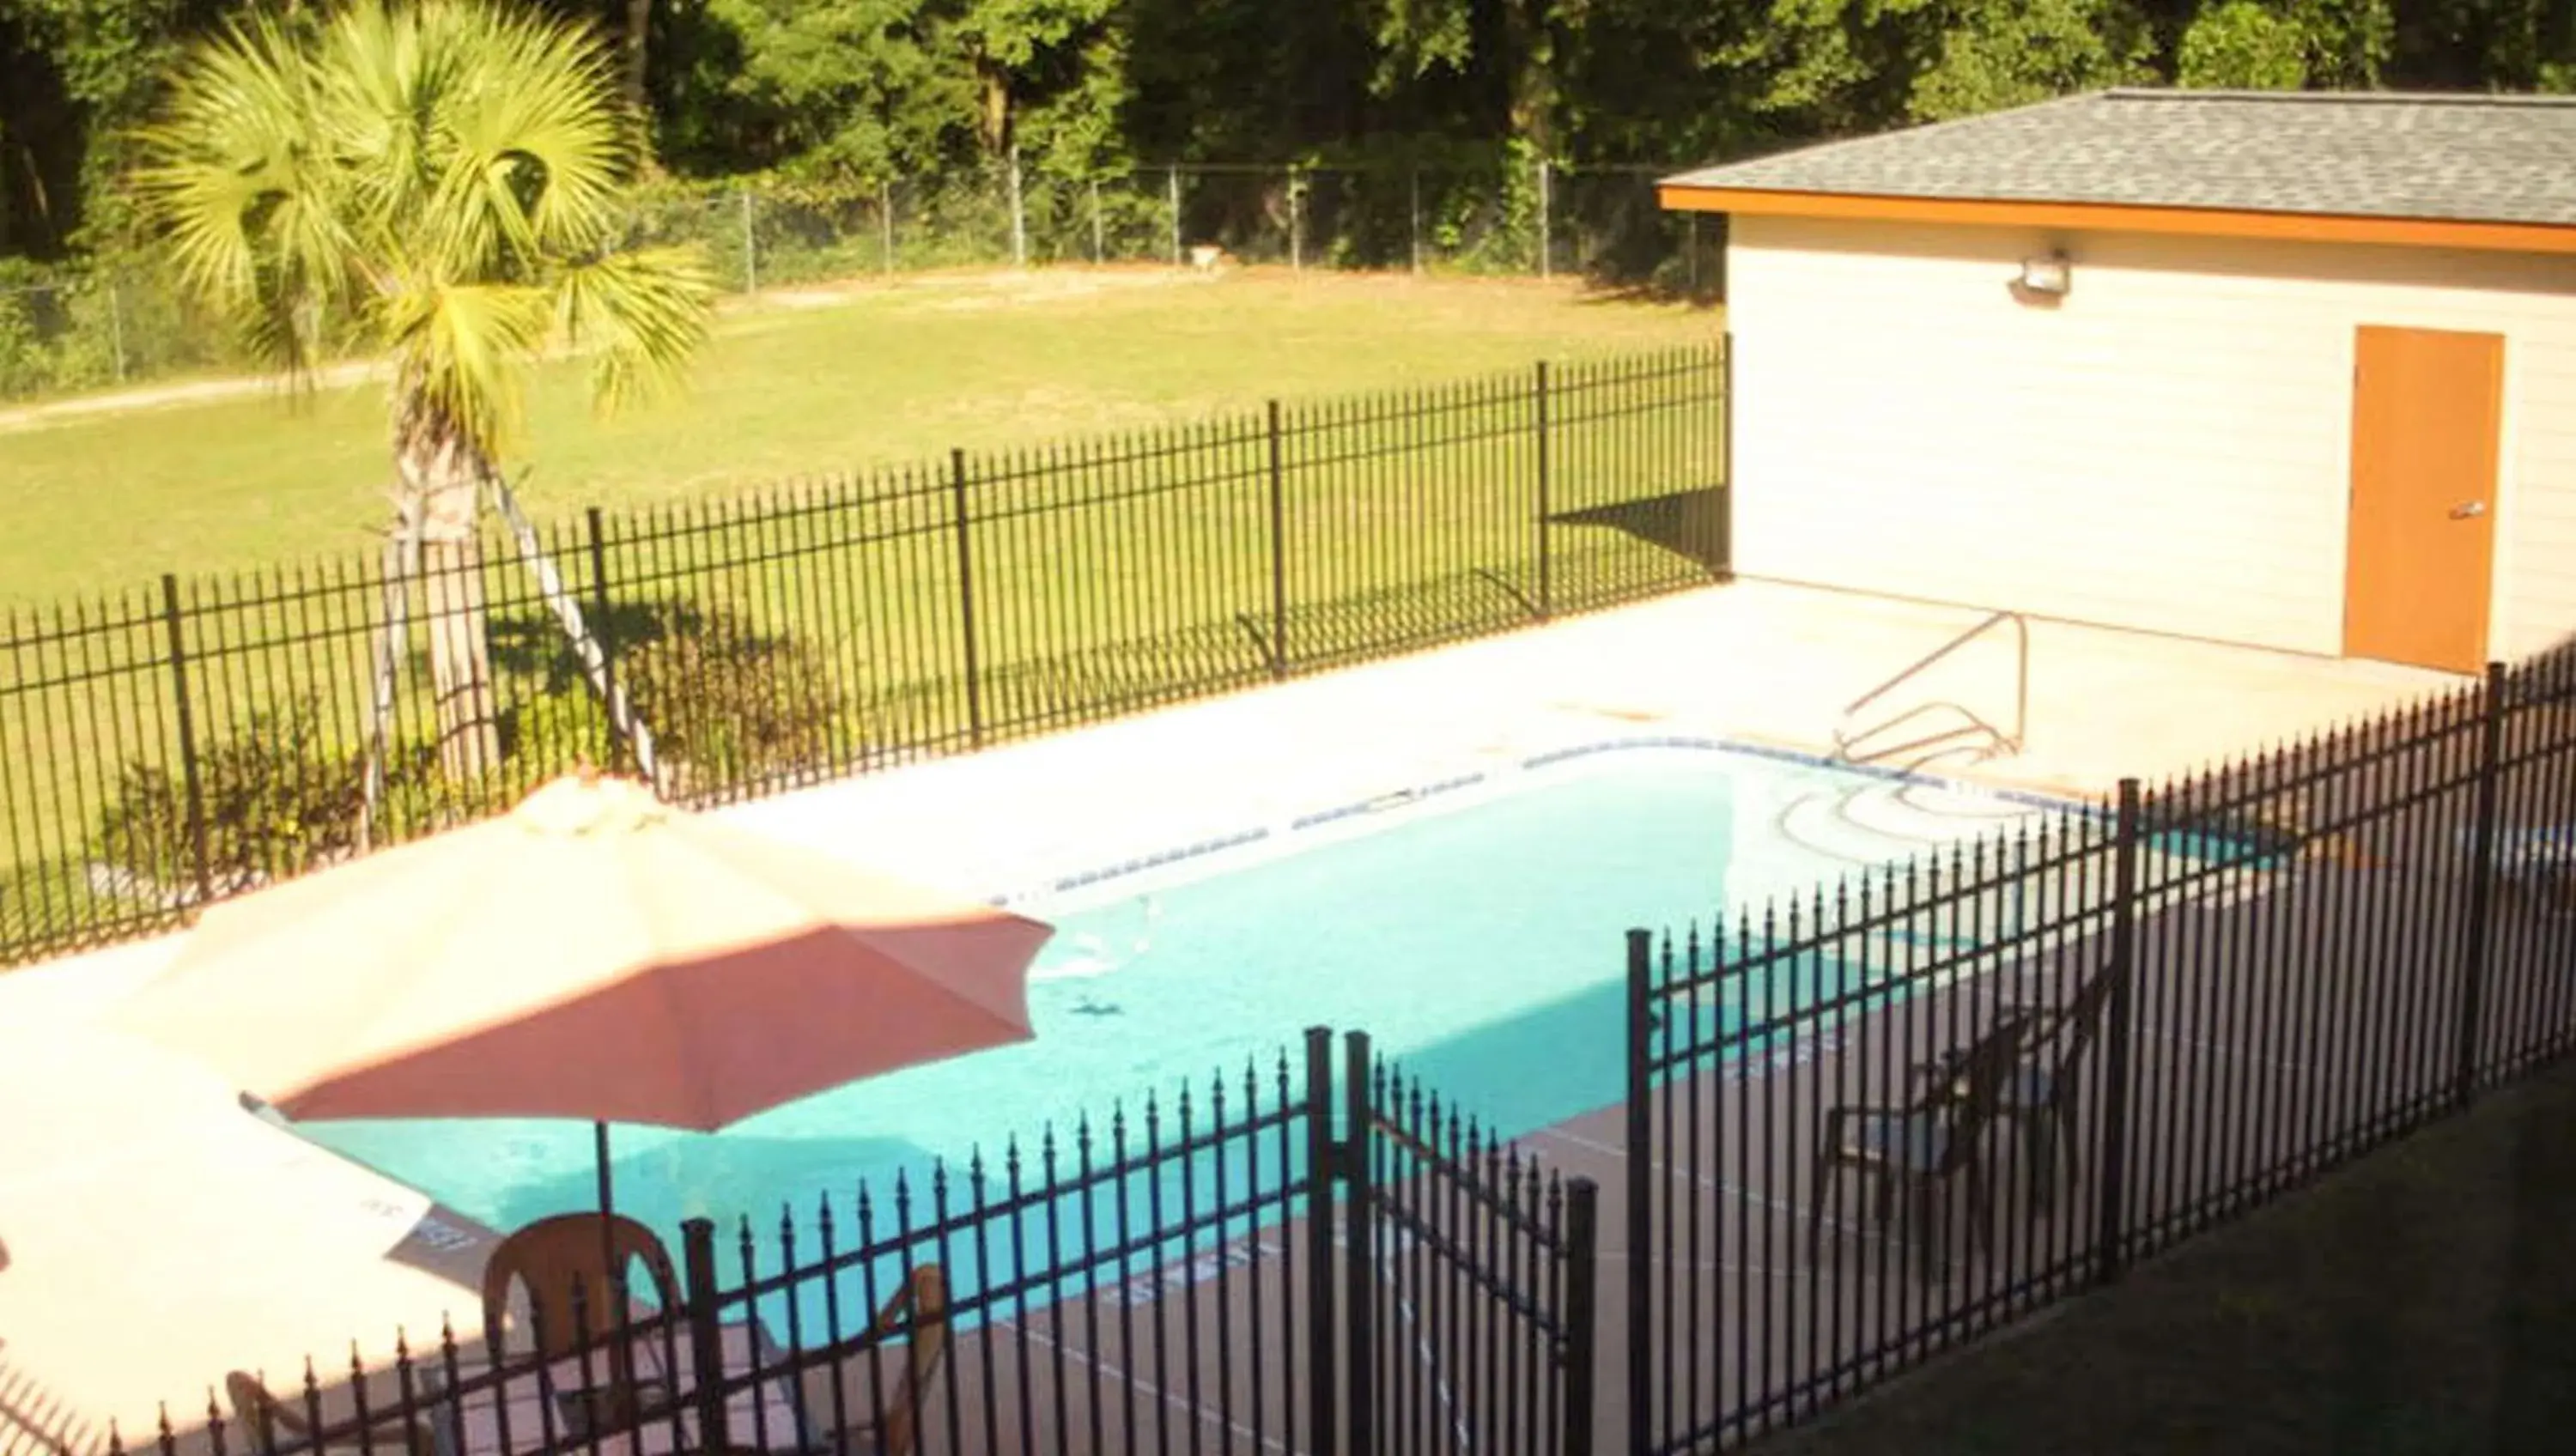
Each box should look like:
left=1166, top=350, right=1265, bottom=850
left=654, top=0, right=964, bottom=178
left=623, top=0, right=649, bottom=120
left=135, top=0, right=714, bottom=777
left=2177, top=0, right=2312, bottom=86
left=1905, top=0, right=2156, bottom=119
left=7, top=0, right=2576, bottom=313
left=0, top=0, right=231, bottom=256
left=945, top=0, right=1115, bottom=161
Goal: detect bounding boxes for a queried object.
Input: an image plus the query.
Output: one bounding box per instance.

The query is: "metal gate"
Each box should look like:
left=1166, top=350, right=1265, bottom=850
left=1339, top=1030, right=1601, bottom=1456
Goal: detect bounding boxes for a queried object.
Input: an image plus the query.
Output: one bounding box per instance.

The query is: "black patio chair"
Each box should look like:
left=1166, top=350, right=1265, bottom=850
left=1920, top=961, right=2123, bottom=1216
left=1810, top=1010, right=2032, bottom=1282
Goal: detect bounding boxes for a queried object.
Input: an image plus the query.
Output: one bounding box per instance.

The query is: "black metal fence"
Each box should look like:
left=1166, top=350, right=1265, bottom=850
left=88, top=1030, right=1595, bottom=1456
left=0, top=343, right=1728, bottom=967
left=1625, top=650, right=2576, bottom=1451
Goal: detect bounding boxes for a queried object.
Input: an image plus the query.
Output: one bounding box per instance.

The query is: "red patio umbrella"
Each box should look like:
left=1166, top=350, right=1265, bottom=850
left=106, top=771, right=1054, bottom=1218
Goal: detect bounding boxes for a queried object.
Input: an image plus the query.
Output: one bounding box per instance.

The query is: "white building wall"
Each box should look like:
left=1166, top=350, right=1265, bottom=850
left=1724, top=215, right=2576, bottom=662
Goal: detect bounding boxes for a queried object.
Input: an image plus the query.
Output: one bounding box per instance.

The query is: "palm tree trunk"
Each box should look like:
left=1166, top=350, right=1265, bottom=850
left=396, top=416, right=501, bottom=783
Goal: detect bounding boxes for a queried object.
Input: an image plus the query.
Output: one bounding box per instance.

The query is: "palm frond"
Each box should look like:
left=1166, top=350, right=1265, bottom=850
left=441, top=3, right=633, bottom=258
left=550, top=246, right=720, bottom=416
left=132, top=8, right=360, bottom=375
left=137, top=0, right=711, bottom=474
left=381, top=275, right=556, bottom=458
left=312, top=3, right=433, bottom=226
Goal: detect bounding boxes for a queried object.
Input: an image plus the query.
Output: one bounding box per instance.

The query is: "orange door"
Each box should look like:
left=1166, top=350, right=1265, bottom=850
left=2343, top=325, right=2504, bottom=675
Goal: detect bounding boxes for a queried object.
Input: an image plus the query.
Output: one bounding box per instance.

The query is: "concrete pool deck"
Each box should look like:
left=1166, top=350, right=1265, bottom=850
left=0, top=578, right=2465, bottom=1450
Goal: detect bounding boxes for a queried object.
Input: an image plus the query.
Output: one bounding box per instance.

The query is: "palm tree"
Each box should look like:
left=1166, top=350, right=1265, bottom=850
left=137, top=0, right=714, bottom=780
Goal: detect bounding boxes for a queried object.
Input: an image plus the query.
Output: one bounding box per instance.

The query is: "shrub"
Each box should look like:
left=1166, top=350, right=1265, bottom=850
left=620, top=605, right=841, bottom=791
left=505, top=686, right=614, bottom=774
left=88, top=603, right=841, bottom=902
left=94, top=703, right=448, bottom=901
left=496, top=598, right=843, bottom=798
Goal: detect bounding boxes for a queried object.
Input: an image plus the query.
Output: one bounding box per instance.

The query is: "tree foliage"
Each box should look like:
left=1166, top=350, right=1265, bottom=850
left=5, top=0, right=2573, bottom=263
left=2178, top=1, right=2312, bottom=87
left=132, top=0, right=717, bottom=777
left=134, top=0, right=713, bottom=458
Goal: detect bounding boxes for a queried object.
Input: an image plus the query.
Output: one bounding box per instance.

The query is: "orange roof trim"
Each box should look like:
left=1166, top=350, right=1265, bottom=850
left=1657, top=184, right=2576, bottom=257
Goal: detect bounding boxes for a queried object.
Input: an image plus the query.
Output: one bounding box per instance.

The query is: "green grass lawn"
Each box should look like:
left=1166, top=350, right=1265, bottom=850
left=1, top=270, right=1724, bottom=962
left=0, top=267, right=1716, bottom=605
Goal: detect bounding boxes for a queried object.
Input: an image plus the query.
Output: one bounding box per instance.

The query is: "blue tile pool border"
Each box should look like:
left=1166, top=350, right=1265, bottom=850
left=991, top=735, right=2098, bottom=910
left=1528, top=732, right=2096, bottom=815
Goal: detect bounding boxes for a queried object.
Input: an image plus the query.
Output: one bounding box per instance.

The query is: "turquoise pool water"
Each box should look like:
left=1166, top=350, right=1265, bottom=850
left=307, top=747, right=2032, bottom=1278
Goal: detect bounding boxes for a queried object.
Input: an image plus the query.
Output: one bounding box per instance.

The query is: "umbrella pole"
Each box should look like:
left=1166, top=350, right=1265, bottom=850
left=592, top=1119, right=635, bottom=1402
left=594, top=1119, right=616, bottom=1218
left=593, top=1119, right=623, bottom=1318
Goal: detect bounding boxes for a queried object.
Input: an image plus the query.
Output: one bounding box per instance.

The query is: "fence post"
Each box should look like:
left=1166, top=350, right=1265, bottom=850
left=2094, top=777, right=2144, bottom=1286
left=949, top=449, right=985, bottom=749
left=1719, top=334, right=1735, bottom=489
left=2457, top=660, right=2510, bottom=1107
left=1409, top=169, right=1422, bottom=275
left=1007, top=146, right=1028, bottom=269
left=1268, top=400, right=1290, bottom=678
left=678, top=1219, right=730, bottom=1453
left=1561, top=1177, right=1601, bottom=1456
left=1289, top=167, right=1303, bottom=271
left=1302, top=1025, right=1340, bottom=1456
left=1716, top=335, right=1735, bottom=578
left=739, top=186, right=757, bottom=294
left=160, top=574, right=214, bottom=909
left=1168, top=167, right=1182, bottom=265
left=1090, top=177, right=1105, bottom=263
left=586, top=507, right=620, bottom=772
left=109, top=279, right=127, bottom=383
left=881, top=179, right=896, bottom=273
left=1622, top=928, right=1654, bottom=1456
left=1536, top=158, right=1552, bottom=279
left=1534, top=361, right=1552, bottom=621
left=1340, top=1028, right=1374, bottom=1456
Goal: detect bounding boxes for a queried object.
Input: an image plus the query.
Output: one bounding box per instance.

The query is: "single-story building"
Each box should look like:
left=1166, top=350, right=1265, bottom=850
left=1660, top=88, right=2576, bottom=675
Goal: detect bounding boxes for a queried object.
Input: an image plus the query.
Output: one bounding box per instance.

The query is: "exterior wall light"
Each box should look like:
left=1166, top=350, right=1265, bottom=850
left=2016, top=251, right=2073, bottom=297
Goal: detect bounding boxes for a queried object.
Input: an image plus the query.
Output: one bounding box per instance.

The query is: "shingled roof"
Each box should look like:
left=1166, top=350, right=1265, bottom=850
left=1661, top=89, right=2576, bottom=227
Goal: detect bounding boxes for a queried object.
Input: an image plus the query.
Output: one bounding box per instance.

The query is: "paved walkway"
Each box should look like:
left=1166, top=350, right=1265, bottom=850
left=0, top=579, right=2464, bottom=1451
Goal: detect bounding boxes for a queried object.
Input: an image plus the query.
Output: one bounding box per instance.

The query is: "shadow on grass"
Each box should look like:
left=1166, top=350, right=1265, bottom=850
left=1552, top=487, right=1728, bottom=576
left=1752, top=1059, right=2576, bottom=1455
left=1572, top=280, right=1722, bottom=309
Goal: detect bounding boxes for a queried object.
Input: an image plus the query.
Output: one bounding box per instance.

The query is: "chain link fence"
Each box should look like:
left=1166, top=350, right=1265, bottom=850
left=0, top=158, right=1721, bottom=403
left=0, top=263, right=221, bottom=399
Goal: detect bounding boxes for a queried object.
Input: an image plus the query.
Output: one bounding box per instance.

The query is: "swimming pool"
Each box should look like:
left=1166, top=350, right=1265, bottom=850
left=306, top=743, right=2051, bottom=1255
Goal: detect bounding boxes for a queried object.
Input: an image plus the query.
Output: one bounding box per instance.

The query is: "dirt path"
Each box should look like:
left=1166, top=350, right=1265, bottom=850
left=0, top=264, right=1224, bottom=435
left=0, top=357, right=389, bottom=434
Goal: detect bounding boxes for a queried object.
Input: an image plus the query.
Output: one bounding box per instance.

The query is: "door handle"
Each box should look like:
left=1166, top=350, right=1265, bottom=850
left=2451, top=500, right=2488, bottom=519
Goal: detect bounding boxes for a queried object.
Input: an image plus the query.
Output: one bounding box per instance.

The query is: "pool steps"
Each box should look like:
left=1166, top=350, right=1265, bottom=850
left=1777, top=774, right=2044, bottom=871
